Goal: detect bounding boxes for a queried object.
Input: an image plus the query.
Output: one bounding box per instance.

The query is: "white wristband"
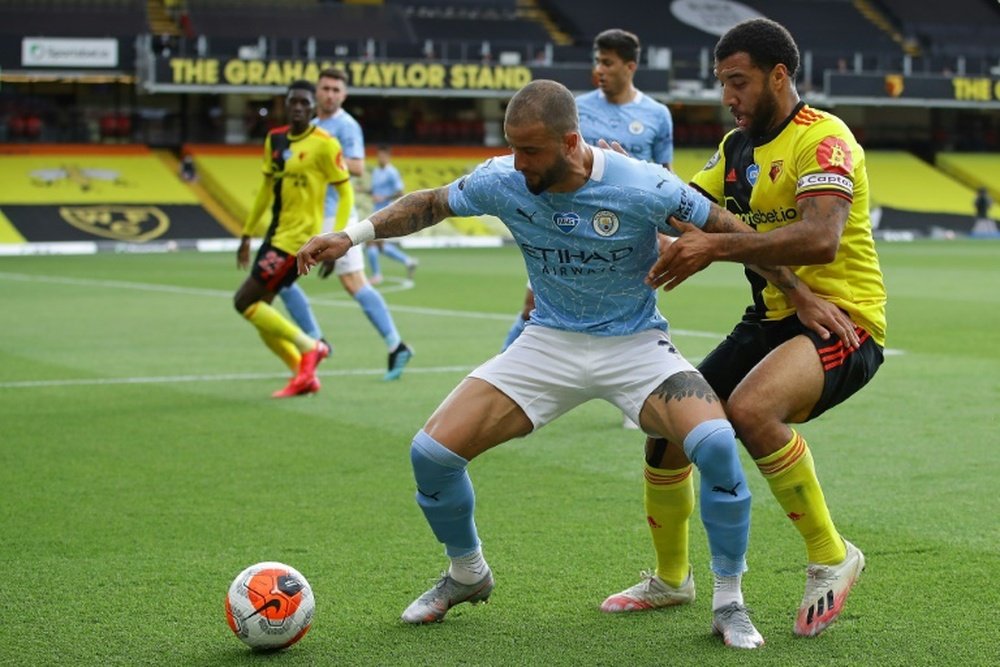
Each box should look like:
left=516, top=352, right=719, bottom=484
left=344, top=219, right=375, bottom=246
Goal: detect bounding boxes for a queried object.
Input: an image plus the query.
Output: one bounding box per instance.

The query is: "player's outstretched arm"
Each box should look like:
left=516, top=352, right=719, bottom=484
left=298, top=186, right=452, bottom=275
left=645, top=204, right=859, bottom=348
left=651, top=196, right=848, bottom=289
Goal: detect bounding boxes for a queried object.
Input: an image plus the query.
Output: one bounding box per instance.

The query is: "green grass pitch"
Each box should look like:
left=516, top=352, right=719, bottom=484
left=1, top=241, right=998, bottom=665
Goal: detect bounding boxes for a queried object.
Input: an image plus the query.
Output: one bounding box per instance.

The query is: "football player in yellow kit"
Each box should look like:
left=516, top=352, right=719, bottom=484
left=602, top=18, right=885, bottom=639
left=235, top=79, right=353, bottom=397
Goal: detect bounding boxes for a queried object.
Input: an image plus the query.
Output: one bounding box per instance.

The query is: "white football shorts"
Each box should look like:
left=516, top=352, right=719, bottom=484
left=323, top=213, right=365, bottom=275
left=468, top=325, right=697, bottom=431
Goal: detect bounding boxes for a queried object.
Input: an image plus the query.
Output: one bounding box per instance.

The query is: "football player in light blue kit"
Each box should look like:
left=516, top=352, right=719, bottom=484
left=298, top=80, right=772, bottom=648
left=365, top=144, right=418, bottom=285
left=501, top=28, right=673, bottom=353
left=279, top=68, right=413, bottom=380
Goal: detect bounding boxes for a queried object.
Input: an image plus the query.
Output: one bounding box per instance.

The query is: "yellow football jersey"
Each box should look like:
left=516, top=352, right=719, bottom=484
left=691, top=103, right=886, bottom=346
left=258, top=125, right=350, bottom=255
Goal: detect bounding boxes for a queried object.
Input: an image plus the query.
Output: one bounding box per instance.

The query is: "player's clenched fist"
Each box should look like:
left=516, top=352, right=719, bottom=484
left=297, top=232, right=351, bottom=275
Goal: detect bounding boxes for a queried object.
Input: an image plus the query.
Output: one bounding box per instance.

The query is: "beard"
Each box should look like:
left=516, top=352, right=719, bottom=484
left=523, top=156, right=569, bottom=195
left=747, top=87, right=779, bottom=139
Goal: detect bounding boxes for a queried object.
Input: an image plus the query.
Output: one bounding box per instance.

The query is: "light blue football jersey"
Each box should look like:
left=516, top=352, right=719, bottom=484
left=312, top=110, right=364, bottom=217
left=576, top=89, right=673, bottom=166
left=447, top=147, right=709, bottom=336
left=371, top=163, right=405, bottom=212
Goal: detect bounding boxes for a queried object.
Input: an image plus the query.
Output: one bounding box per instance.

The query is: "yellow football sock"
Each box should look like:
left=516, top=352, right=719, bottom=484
left=644, top=463, right=694, bottom=587
left=258, top=331, right=300, bottom=372
left=243, top=301, right=314, bottom=353
left=756, top=430, right=846, bottom=565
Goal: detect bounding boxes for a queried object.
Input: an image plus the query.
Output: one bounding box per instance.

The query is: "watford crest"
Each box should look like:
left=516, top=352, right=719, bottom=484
left=59, top=206, right=170, bottom=241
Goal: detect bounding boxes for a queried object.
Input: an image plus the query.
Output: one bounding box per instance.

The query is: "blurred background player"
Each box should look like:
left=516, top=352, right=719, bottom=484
left=972, top=186, right=997, bottom=235
left=500, top=28, right=674, bottom=368
left=278, top=68, right=413, bottom=381
left=366, top=144, right=419, bottom=285
left=235, top=80, right=351, bottom=397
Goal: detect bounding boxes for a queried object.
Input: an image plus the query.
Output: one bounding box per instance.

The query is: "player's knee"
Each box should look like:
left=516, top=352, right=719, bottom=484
left=725, top=395, right=769, bottom=448
left=410, top=430, right=471, bottom=509
left=234, top=295, right=253, bottom=315
left=685, top=420, right=750, bottom=502
left=644, top=436, right=670, bottom=468
left=683, top=419, right=739, bottom=475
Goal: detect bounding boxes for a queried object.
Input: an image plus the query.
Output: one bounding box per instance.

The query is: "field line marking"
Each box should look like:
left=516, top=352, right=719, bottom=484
left=0, top=271, right=719, bottom=334
left=0, top=365, right=476, bottom=389
left=0, top=271, right=904, bottom=350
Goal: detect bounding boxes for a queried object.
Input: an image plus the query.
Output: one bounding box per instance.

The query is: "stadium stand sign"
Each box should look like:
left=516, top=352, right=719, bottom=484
left=826, top=72, right=1000, bottom=109
left=22, top=37, right=118, bottom=68
left=145, top=57, right=670, bottom=96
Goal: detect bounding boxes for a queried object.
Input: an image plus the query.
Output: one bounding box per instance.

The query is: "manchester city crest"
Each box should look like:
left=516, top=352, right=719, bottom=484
left=628, top=120, right=644, bottom=135
left=592, top=209, right=620, bottom=236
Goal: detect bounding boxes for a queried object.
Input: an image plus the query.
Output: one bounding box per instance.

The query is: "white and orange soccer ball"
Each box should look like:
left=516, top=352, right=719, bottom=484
left=225, top=561, right=314, bottom=650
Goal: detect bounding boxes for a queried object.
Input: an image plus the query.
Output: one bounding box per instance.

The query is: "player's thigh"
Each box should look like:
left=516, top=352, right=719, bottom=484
left=698, top=320, right=769, bottom=400
left=423, top=377, right=533, bottom=461
left=640, top=370, right=729, bottom=446
left=592, top=329, right=726, bottom=444
left=468, top=326, right=592, bottom=432
left=728, top=334, right=824, bottom=430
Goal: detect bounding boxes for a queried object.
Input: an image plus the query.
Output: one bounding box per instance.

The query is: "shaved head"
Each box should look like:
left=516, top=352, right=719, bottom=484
left=505, top=79, right=579, bottom=137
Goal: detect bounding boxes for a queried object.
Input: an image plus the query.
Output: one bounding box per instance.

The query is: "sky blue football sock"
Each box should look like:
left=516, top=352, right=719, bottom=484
left=500, top=315, right=527, bottom=352
left=365, top=244, right=381, bottom=277
left=382, top=242, right=413, bottom=266
left=279, top=283, right=322, bottom=340
left=354, top=284, right=400, bottom=350
left=683, top=419, right=751, bottom=578
left=410, top=430, right=480, bottom=558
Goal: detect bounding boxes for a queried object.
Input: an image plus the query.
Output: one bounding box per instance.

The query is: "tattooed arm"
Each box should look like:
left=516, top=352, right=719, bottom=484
left=647, top=200, right=859, bottom=347
left=298, top=187, right=451, bottom=275
left=367, top=187, right=453, bottom=238
left=647, top=196, right=849, bottom=291
left=701, top=195, right=847, bottom=264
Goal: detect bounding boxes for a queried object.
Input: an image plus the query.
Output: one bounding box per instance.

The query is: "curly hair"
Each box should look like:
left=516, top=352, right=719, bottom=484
left=715, top=18, right=799, bottom=78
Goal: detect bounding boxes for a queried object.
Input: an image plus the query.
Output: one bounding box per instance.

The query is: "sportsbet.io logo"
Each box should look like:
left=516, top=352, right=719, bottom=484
left=59, top=206, right=171, bottom=242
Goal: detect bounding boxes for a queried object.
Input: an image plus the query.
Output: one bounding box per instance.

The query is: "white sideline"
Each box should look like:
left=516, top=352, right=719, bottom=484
left=0, top=271, right=903, bottom=390
left=0, top=366, right=476, bottom=390
left=0, top=271, right=724, bottom=334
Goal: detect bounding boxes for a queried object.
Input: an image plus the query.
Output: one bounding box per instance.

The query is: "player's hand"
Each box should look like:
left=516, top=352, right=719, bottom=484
left=596, top=138, right=629, bottom=157
left=793, top=297, right=861, bottom=349
left=318, top=260, right=336, bottom=279
left=236, top=238, right=250, bottom=270
left=297, top=232, right=350, bottom=276
left=656, top=231, right=676, bottom=256
left=646, top=219, right=714, bottom=291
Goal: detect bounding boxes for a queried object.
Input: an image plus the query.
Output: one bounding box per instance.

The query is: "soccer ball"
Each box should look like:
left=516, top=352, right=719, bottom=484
left=225, top=561, right=314, bottom=650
